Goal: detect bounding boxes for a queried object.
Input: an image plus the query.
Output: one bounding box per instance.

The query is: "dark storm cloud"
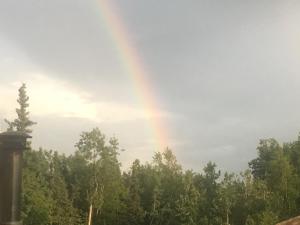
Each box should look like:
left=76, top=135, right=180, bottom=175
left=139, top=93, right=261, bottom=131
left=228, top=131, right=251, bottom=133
left=1, top=0, right=300, bottom=171
left=0, top=0, right=136, bottom=102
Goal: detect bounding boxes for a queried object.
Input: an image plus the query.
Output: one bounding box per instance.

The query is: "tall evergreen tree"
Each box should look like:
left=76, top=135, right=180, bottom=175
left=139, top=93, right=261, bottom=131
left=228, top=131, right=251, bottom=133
left=5, top=83, right=36, bottom=133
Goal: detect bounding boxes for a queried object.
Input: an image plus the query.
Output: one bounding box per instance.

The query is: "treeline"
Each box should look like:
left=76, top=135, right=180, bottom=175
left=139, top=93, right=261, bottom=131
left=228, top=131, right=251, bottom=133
left=21, top=133, right=300, bottom=225
left=5, top=84, right=300, bottom=225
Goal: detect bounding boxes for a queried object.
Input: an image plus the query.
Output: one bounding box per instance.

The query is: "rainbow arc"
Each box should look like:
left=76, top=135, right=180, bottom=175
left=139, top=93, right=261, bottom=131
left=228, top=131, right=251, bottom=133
left=97, top=0, right=169, bottom=150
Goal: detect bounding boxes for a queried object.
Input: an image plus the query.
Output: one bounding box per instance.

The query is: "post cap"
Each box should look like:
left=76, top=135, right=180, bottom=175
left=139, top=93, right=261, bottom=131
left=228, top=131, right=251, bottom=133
left=0, top=131, right=32, bottom=151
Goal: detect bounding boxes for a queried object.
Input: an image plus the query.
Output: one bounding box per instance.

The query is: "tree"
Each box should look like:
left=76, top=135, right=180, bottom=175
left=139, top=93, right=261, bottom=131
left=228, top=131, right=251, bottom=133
left=150, top=149, right=184, bottom=225
left=5, top=83, right=36, bottom=133
left=195, top=162, right=221, bottom=225
left=267, top=148, right=297, bottom=219
left=220, top=173, right=237, bottom=225
left=47, top=151, right=81, bottom=225
left=121, top=160, right=145, bottom=225
left=22, top=149, right=53, bottom=225
left=22, top=148, right=81, bottom=225
left=249, top=139, right=280, bottom=180
left=75, top=128, right=105, bottom=225
left=75, top=128, right=124, bottom=225
left=175, top=170, right=200, bottom=225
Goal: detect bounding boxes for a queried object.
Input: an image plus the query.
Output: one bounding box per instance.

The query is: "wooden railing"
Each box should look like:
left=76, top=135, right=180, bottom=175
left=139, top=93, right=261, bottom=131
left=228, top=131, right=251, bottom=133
left=276, top=216, right=300, bottom=225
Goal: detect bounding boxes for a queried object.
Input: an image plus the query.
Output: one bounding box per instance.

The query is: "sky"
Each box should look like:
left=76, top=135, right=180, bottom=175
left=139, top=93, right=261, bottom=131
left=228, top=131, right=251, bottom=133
left=0, top=0, right=300, bottom=172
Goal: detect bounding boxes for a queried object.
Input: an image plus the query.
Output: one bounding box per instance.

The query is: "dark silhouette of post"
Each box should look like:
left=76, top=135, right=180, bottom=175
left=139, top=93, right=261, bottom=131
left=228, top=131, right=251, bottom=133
left=0, top=131, right=31, bottom=225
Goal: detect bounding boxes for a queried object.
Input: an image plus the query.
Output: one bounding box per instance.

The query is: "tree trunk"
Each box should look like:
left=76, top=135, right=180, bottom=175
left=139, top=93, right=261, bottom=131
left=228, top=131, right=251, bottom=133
left=226, top=208, right=229, bottom=225
left=88, top=204, right=93, bottom=225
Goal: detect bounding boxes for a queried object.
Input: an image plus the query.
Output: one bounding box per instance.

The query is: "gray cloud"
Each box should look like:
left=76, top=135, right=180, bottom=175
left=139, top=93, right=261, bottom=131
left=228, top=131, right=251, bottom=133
left=1, top=0, right=300, bottom=172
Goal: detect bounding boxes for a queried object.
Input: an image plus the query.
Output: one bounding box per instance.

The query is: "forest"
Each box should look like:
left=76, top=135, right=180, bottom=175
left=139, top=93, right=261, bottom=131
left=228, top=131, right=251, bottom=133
left=4, top=84, right=300, bottom=225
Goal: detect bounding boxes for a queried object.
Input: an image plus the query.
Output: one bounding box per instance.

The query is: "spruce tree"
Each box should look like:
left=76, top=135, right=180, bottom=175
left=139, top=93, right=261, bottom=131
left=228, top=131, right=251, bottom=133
left=5, top=83, right=36, bottom=133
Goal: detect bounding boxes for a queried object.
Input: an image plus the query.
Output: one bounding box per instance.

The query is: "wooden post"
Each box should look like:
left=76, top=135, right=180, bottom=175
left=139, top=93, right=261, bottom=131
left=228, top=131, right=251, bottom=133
left=0, top=131, right=31, bottom=225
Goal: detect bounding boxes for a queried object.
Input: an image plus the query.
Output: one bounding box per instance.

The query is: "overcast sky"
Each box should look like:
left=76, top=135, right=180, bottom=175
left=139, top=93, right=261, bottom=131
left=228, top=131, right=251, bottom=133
left=1, top=0, right=300, bottom=172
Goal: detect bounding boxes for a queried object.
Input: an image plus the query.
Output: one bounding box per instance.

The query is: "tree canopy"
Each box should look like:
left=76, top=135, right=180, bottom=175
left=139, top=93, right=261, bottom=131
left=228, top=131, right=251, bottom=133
left=4, top=84, right=300, bottom=225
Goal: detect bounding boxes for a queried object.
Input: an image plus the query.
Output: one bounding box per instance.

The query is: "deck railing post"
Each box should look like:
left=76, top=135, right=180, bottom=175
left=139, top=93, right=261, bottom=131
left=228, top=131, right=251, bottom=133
left=0, top=132, right=31, bottom=225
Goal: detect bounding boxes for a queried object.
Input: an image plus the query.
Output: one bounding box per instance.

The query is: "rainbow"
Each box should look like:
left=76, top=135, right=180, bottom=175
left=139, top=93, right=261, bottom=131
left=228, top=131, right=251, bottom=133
left=96, top=0, right=169, bottom=150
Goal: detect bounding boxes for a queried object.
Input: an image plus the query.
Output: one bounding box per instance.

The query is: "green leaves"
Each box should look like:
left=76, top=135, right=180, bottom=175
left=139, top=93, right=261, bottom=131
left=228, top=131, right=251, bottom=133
left=22, top=149, right=82, bottom=225
left=75, top=128, right=106, bottom=163
left=9, top=80, right=300, bottom=225
left=5, top=78, right=300, bottom=225
left=20, top=132, right=300, bottom=225
left=74, top=128, right=124, bottom=225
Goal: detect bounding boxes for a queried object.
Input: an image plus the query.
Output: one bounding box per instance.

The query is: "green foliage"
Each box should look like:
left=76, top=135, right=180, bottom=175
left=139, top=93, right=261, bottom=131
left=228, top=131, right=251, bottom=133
left=7, top=85, right=300, bottom=225
left=75, top=128, right=125, bottom=225
left=175, top=171, right=200, bottom=225
left=22, top=149, right=82, bottom=225
left=20, top=132, right=300, bottom=225
left=195, top=162, right=222, bottom=225
left=259, top=210, right=278, bottom=225
left=5, top=83, right=36, bottom=133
